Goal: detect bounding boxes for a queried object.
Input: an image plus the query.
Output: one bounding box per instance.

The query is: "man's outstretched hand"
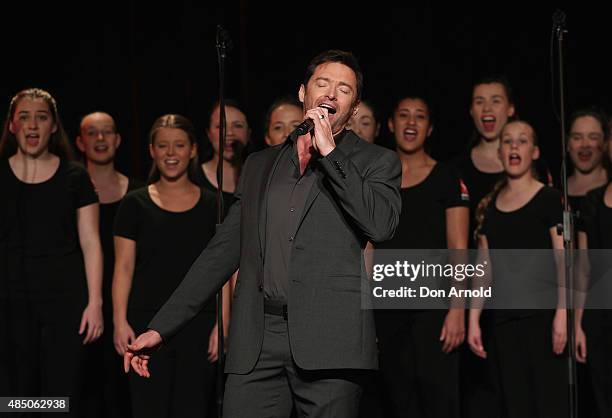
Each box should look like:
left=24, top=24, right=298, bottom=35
left=123, top=329, right=163, bottom=378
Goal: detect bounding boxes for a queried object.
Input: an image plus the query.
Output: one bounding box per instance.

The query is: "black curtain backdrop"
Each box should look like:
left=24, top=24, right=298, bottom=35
left=2, top=3, right=610, bottom=181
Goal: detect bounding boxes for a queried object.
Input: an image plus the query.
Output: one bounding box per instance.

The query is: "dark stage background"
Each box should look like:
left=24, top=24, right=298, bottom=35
left=2, top=3, right=610, bottom=181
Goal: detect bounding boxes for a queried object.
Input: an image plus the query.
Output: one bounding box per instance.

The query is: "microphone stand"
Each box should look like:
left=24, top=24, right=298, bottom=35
left=552, top=10, right=578, bottom=418
left=215, top=24, right=230, bottom=418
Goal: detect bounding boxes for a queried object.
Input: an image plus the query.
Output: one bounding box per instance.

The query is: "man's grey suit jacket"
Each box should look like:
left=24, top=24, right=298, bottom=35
left=149, top=130, right=402, bottom=374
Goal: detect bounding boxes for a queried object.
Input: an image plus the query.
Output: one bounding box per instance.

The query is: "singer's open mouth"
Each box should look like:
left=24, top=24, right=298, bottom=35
left=318, top=103, right=337, bottom=114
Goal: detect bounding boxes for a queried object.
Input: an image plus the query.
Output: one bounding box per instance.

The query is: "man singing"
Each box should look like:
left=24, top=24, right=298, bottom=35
left=125, top=49, right=401, bottom=417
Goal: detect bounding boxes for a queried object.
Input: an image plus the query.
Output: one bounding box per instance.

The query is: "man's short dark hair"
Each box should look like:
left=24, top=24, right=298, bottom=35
left=303, top=49, right=363, bottom=103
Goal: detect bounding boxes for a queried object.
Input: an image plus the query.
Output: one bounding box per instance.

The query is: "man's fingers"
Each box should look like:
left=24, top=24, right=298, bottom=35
left=130, top=356, right=140, bottom=375
left=129, top=353, right=152, bottom=377
left=305, top=107, right=328, bottom=122
left=127, top=339, right=141, bottom=352
left=304, top=107, right=333, bottom=153
left=124, top=352, right=133, bottom=373
left=128, top=333, right=153, bottom=352
left=133, top=356, right=150, bottom=378
left=122, top=331, right=161, bottom=377
left=143, top=358, right=150, bottom=378
left=131, top=356, right=144, bottom=376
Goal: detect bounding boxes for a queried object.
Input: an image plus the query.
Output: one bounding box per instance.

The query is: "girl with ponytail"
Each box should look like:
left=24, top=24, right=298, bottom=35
left=112, top=115, right=220, bottom=417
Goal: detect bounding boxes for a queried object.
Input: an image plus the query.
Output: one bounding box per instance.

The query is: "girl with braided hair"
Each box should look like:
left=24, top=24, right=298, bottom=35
left=468, top=120, right=568, bottom=418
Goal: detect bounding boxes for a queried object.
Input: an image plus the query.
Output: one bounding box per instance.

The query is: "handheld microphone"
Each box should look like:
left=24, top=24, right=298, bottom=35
left=294, top=119, right=315, bottom=136
left=291, top=106, right=337, bottom=136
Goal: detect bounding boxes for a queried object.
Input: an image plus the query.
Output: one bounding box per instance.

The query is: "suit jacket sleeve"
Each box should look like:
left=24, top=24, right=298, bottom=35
left=147, top=157, right=249, bottom=341
left=319, top=145, right=402, bottom=243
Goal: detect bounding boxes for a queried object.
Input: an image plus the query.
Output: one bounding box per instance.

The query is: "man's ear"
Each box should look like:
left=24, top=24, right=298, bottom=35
left=298, top=85, right=305, bottom=103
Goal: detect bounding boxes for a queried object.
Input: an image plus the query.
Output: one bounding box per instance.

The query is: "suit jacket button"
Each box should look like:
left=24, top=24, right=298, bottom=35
left=258, top=284, right=263, bottom=292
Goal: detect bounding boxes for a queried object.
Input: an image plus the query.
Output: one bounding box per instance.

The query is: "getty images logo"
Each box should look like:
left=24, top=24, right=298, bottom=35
left=371, top=260, right=487, bottom=282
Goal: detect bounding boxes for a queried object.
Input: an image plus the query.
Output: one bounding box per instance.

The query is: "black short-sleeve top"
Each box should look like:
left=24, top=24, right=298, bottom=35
left=0, top=159, right=98, bottom=293
left=481, top=186, right=562, bottom=249
left=376, top=162, right=469, bottom=250
left=1, top=159, right=98, bottom=257
left=113, top=187, right=217, bottom=312
left=480, top=186, right=563, bottom=322
left=578, top=184, right=612, bottom=249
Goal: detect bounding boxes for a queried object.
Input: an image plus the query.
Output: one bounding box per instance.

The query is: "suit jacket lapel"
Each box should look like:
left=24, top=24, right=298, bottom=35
left=294, top=130, right=359, bottom=235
